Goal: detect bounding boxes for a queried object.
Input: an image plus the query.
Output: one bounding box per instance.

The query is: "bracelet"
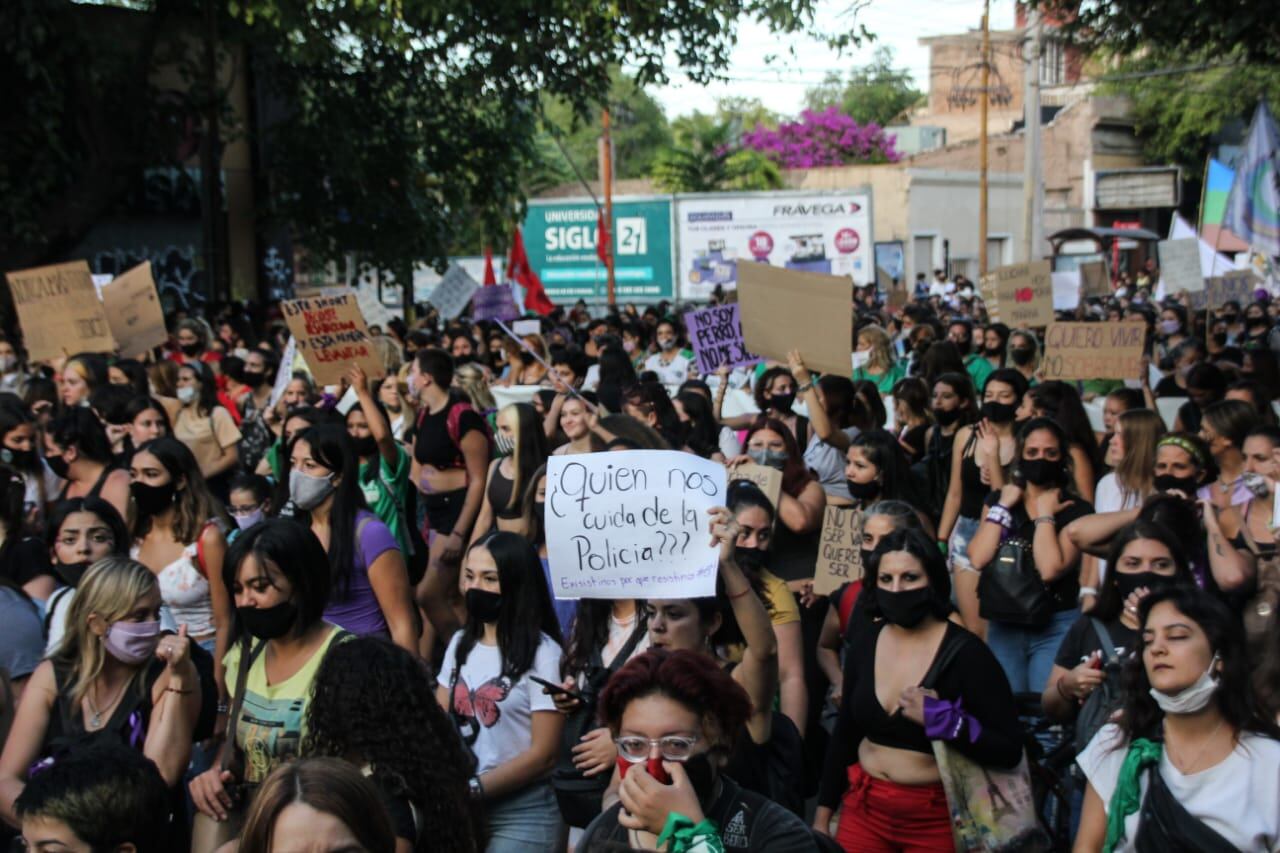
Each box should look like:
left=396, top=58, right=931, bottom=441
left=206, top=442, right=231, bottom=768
left=726, top=586, right=753, bottom=600
left=985, top=505, right=1012, bottom=528
left=796, top=381, right=814, bottom=394
left=216, top=703, right=230, bottom=715
left=1033, top=515, right=1055, bottom=525
left=1077, top=586, right=1098, bottom=601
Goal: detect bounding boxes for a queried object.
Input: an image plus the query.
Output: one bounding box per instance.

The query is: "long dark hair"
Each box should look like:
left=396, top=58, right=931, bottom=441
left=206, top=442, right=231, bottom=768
left=624, top=382, right=686, bottom=449
left=850, top=429, right=924, bottom=506
left=1026, top=380, right=1100, bottom=470
left=1116, top=586, right=1280, bottom=743
left=1013, top=416, right=1079, bottom=497
left=743, top=417, right=813, bottom=496
left=290, top=424, right=368, bottom=601
left=562, top=599, right=647, bottom=680
left=131, top=437, right=231, bottom=543
left=223, top=519, right=331, bottom=645
left=454, top=531, right=562, bottom=681
left=817, top=375, right=864, bottom=431
left=934, top=371, right=978, bottom=427
left=502, top=403, right=549, bottom=513
left=305, top=638, right=483, bottom=852
left=1094, top=521, right=1192, bottom=621
left=862, top=528, right=952, bottom=621
left=676, top=391, right=721, bottom=459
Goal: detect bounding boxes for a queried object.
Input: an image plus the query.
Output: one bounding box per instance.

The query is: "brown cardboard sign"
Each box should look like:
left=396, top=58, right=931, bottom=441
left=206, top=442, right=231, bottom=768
left=1041, top=321, right=1145, bottom=381
left=813, top=506, right=864, bottom=596
left=988, top=260, right=1054, bottom=327
left=738, top=261, right=853, bottom=376
left=727, top=462, right=783, bottom=511
left=1080, top=260, right=1111, bottom=299
left=282, top=293, right=386, bottom=385
left=1208, top=269, right=1260, bottom=309
left=6, top=260, right=116, bottom=362
left=101, top=262, right=167, bottom=358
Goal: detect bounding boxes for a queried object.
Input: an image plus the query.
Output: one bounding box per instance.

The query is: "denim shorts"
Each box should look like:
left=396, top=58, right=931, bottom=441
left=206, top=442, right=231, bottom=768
left=948, top=515, right=982, bottom=572
left=485, top=781, right=561, bottom=853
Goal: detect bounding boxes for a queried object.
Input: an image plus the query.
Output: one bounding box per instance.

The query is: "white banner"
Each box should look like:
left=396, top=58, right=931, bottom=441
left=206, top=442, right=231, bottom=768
left=427, top=264, right=481, bottom=319
left=676, top=191, right=874, bottom=299
left=545, top=451, right=726, bottom=599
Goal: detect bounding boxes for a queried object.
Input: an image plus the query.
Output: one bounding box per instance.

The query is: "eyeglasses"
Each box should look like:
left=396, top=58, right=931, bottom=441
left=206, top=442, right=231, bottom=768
left=613, top=735, right=699, bottom=763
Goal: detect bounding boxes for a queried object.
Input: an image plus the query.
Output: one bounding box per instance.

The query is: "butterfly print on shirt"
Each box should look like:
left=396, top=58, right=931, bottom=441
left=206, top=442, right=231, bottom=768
left=452, top=676, right=512, bottom=727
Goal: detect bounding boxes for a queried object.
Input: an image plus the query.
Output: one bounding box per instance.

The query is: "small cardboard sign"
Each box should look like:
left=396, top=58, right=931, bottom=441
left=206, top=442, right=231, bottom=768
left=1159, top=238, right=1205, bottom=294
left=281, top=293, right=385, bottom=386
left=985, top=261, right=1054, bottom=327
left=813, top=506, right=864, bottom=596
left=727, top=462, right=783, bottom=510
left=472, top=284, right=520, bottom=322
left=1208, top=269, right=1260, bottom=309
left=737, top=262, right=853, bottom=377
left=6, top=260, right=116, bottom=362
left=428, top=265, right=481, bottom=320
left=1080, top=260, right=1110, bottom=298
left=512, top=319, right=542, bottom=337
left=1041, top=321, right=1145, bottom=381
left=101, top=262, right=167, bottom=358
left=683, top=304, right=760, bottom=375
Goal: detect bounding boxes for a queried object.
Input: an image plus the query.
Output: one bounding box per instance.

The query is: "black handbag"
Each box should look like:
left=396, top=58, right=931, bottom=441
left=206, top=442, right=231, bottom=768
left=1073, top=619, right=1125, bottom=755
left=977, top=536, right=1055, bottom=627
left=550, top=622, right=647, bottom=827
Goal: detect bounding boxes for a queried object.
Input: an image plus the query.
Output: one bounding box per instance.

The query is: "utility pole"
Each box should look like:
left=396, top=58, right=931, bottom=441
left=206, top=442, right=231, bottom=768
left=1021, top=8, right=1044, bottom=263
left=979, top=0, right=991, bottom=277
left=601, top=109, right=617, bottom=308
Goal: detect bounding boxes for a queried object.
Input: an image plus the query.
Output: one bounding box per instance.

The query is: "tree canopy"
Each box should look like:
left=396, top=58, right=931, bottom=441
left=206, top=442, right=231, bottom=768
left=802, top=47, right=922, bottom=127
left=2, top=0, right=829, bottom=289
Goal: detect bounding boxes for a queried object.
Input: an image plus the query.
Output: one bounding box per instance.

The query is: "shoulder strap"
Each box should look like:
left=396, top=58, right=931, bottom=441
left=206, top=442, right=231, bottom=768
left=1091, top=618, right=1119, bottom=664
left=44, top=586, right=73, bottom=635
left=194, top=521, right=217, bottom=580
left=218, top=639, right=267, bottom=774
left=920, top=627, right=965, bottom=691
left=606, top=619, right=649, bottom=676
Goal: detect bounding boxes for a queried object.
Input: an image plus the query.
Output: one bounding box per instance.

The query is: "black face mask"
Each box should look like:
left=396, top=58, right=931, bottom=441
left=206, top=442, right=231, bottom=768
left=1247, top=317, right=1267, bottom=329
left=876, top=586, right=935, bottom=628
left=680, top=752, right=718, bottom=805
left=1154, top=473, right=1200, bottom=496
left=519, top=351, right=535, bottom=365
left=1019, top=457, right=1065, bottom=487
left=1212, top=332, right=1228, bottom=347
left=734, top=547, right=769, bottom=573
left=859, top=548, right=876, bottom=571
left=1114, top=571, right=1173, bottom=602
left=933, top=407, right=962, bottom=427
left=46, top=454, right=71, bottom=479
left=913, top=339, right=934, bottom=356
left=846, top=478, right=881, bottom=502
left=351, top=435, right=378, bottom=458
left=238, top=600, right=298, bottom=640
left=242, top=370, right=266, bottom=389
left=1222, top=313, right=1238, bottom=324
left=131, top=480, right=177, bottom=517
left=1, top=448, right=37, bottom=471
left=54, top=561, right=92, bottom=588
left=985, top=345, right=1004, bottom=357
left=953, top=339, right=972, bottom=356
left=1009, top=347, right=1036, bottom=367
left=465, top=588, right=503, bottom=623
left=179, top=342, right=202, bottom=357
left=770, top=392, right=796, bottom=414
left=982, top=401, right=1017, bottom=424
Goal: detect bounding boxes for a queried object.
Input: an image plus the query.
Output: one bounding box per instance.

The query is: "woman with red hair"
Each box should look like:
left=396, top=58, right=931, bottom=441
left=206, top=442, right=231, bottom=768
left=578, top=648, right=817, bottom=851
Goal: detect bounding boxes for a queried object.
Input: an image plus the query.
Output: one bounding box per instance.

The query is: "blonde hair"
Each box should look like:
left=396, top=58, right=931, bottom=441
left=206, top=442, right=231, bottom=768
left=858, top=325, right=896, bottom=371
left=53, top=557, right=158, bottom=707
left=1114, top=409, right=1166, bottom=505
left=454, top=363, right=496, bottom=411
left=369, top=335, right=402, bottom=376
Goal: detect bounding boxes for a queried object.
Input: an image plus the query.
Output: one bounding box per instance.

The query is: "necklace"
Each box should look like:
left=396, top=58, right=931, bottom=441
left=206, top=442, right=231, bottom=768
left=1164, top=716, right=1227, bottom=774
left=86, top=678, right=129, bottom=730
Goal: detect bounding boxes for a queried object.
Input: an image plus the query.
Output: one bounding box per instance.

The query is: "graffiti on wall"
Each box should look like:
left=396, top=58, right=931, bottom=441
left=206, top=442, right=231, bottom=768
left=92, top=244, right=206, bottom=309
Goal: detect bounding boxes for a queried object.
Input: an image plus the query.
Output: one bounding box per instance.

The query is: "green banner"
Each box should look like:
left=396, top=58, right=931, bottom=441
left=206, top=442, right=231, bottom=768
left=523, top=198, right=674, bottom=302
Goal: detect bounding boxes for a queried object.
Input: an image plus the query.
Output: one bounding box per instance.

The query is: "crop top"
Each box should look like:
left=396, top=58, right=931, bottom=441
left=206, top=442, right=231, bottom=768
left=817, top=620, right=1023, bottom=808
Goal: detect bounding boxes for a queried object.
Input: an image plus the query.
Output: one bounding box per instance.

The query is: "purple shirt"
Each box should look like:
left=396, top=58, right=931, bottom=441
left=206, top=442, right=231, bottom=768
left=324, top=511, right=399, bottom=636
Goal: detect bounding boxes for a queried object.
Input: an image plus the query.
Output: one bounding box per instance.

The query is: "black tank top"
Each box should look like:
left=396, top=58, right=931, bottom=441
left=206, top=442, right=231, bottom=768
left=486, top=464, right=524, bottom=521
left=57, top=464, right=116, bottom=503
left=958, top=430, right=990, bottom=519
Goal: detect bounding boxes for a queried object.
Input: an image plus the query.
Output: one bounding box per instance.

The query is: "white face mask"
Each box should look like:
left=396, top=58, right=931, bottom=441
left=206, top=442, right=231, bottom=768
left=176, top=386, right=197, bottom=405
left=1149, top=653, right=1220, bottom=714
left=851, top=350, right=871, bottom=370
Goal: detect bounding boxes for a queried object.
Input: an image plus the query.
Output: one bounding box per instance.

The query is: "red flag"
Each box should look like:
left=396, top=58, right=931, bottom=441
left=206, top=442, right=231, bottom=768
left=482, top=246, right=496, bottom=286
left=596, top=208, right=611, bottom=267
left=507, top=227, right=555, bottom=316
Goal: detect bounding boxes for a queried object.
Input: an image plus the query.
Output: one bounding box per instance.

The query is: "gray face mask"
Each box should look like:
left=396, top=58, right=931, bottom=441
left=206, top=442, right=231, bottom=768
left=289, top=469, right=335, bottom=510
left=747, top=447, right=788, bottom=470
left=494, top=432, right=516, bottom=457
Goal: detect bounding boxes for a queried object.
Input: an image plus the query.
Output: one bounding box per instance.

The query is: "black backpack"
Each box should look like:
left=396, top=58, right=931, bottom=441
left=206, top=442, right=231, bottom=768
left=1073, top=619, right=1125, bottom=755
left=977, top=536, right=1055, bottom=627
left=550, top=622, right=647, bottom=827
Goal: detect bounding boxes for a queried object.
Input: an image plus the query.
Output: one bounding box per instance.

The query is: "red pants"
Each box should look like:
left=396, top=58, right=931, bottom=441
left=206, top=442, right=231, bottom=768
left=836, top=764, right=955, bottom=853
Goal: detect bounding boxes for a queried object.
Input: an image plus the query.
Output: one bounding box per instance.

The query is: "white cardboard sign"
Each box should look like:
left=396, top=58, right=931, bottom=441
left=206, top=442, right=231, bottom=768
left=545, top=451, right=726, bottom=599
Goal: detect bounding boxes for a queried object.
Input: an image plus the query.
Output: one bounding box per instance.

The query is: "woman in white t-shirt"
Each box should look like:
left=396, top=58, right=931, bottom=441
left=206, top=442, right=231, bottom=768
left=641, top=320, right=694, bottom=387
left=1082, top=409, right=1165, bottom=606
left=1075, top=586, right=1280, bottom=853
left=437, top=530, right=565, bottom=852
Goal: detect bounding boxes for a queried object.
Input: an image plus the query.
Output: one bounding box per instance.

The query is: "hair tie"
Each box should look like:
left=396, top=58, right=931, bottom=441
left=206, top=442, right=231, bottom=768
left=1156, top=435, right=1207, bottom=469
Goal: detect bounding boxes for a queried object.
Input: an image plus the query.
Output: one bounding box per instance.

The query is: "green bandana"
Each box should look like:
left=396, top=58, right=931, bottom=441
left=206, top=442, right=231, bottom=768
left=1103, top=737, right=1163, bottom=853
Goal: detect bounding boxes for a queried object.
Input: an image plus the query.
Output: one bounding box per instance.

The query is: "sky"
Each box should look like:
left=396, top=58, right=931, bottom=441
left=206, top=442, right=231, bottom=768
left=650, top=0, right=1017, bottom=119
